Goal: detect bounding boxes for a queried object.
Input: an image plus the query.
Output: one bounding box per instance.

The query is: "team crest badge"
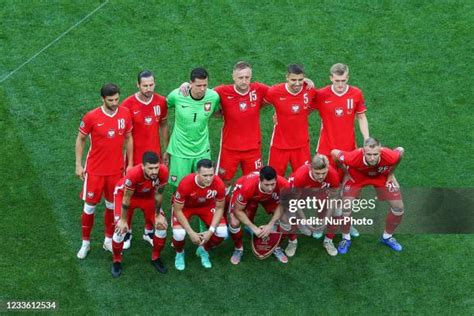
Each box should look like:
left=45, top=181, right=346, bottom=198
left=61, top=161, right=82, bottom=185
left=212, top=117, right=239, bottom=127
left=87, top=191, right=94, bottom=198
left=335, top=107, right=344, bottom=117
left=239, top=102, right=248, bottom=111
left=171, top=175, right=177, bottom=182
left=218, top=167, right=226, bottom=176
left=144, top=116, right=153, bottom=125
left=291, top=104, right=300, bottom=113
left=251, top=232, right=282, bottom=259
left=204, top=102, right=212, bottom=112
left=107, top=129, right=116, bottom=138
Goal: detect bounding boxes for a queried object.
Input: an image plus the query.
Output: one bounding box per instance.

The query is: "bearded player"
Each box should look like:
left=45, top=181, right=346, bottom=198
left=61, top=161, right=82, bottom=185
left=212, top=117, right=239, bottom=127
left=286, top=154, right=340, bottom=257
left=332, top=137, right=405, bottom=254
left=75, top=83, right=133, bottom=259
left=121, top=70, right=168, bottom=249
left=228, top=166, right=290, bottom=265
left=111, top=151, right=168, bottom=277
left=171, top=159, right=228, bottom=270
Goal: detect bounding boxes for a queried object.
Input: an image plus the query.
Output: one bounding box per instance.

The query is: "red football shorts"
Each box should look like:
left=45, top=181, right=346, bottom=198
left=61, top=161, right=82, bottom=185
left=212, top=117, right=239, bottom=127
left=343, top=177, right=402, bottom=201
left=268, top=144, right=311, bottom=176
left=229, top=194, right=279, bottom=222
left=172, top=205, right=227, bottom=228
left=81, top=173, right=121, bottom=204
left=113, top=192, right=161, bottom=224
left=217, top=147, right=262, bottom=181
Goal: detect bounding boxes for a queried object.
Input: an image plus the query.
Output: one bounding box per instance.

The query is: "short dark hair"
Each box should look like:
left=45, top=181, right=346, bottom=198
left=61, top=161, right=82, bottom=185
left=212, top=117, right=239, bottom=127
left=287, top=64, right=305, bottom=75
left=142, top=151, right=160, bottom=165
left=190, top=67, right=209, bottom=82
left=137, top=70, right=155, bottom=84
left=197, top=159, right=213, bottom=170
left=259, top=166, right=277, bottom=181
left=100, top=83, right=120, bottom=98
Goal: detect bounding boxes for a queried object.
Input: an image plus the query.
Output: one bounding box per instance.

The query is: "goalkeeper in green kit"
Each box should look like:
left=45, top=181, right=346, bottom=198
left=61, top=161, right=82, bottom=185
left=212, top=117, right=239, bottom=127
left=164, top=68, right=220, bottom=188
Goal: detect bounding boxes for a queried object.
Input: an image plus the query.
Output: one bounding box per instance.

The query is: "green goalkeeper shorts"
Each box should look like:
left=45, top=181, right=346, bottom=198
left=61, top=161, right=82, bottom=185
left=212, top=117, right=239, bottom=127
left=168, top=152, right=211, bottom=187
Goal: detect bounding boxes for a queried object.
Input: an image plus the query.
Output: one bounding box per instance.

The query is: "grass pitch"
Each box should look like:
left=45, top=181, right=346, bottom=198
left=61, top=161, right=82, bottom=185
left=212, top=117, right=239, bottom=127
left=1, top=0, right=473, bottom=314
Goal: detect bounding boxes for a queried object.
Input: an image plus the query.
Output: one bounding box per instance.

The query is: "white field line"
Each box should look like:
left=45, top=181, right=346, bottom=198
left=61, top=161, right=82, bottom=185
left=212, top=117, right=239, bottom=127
left=0, top=0, right=109, bottom=84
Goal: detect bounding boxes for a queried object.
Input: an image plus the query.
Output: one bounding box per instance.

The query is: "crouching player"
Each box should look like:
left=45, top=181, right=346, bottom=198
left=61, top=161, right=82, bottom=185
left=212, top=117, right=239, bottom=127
left=228, top=166, right=290, bottom=265
left=171, top=159, right=228, bottom=271
left=287, top=154, right=340, bottom=257
left=331, top=137, right=405, bottom=254
left=111, top=151, right=168, bottom=277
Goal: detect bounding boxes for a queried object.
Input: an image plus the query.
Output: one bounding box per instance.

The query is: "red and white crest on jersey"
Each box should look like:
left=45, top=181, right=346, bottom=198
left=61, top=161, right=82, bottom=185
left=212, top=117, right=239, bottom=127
left=173, top=173, right=225, bottom=208
left=214, top=82, right=269, bottom=151
left=264, top=83, right=317, bottom=149
left=233, top=172, right=289, bottom=207
left=315, top=85, right=367, bottom=156
left=338, top=148, right=401, bottom=182
left=79, top=106, right=132, bottom=176
left=289, top=163, right=340, bottom=189
left=121, top=93, right=167, bottom=165
left=115, top=164, right=169, bottom=198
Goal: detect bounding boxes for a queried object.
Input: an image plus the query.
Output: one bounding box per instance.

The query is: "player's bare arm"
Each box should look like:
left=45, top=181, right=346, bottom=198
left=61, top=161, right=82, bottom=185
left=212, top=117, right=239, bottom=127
left=159, top=120, right=169, bottom=165
left=200, top=199, right=225, bottom=245
left=356, top=112, right=370, bottom=141
left=259, top=205, right=282, bottom=238
left=303, top=78, right=315, bottom=90
left=173, top=202, right=201, bottom=245
left=234, top=201, right=262, bottom=236
left=124, top=133, right=134, bottom=172
left=386, top=147, right=404, bottom=186
left=75, top=132, right=87, bottom=180
left=154, top=186, right=167, bottom=230
left=117, top=188, right=134, bottom=234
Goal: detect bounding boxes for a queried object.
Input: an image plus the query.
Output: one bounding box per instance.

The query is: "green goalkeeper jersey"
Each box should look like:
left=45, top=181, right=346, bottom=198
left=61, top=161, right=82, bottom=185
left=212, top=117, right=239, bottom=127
left=166, top=88, right=220, bottom=158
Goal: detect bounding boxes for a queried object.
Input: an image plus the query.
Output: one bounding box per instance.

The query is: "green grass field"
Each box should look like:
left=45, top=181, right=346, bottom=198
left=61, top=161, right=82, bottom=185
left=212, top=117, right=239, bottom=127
left=1, top=0, right=473, bottom=314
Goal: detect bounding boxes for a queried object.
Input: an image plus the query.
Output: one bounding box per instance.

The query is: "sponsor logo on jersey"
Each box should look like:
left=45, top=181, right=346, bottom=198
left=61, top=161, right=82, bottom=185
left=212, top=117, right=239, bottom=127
left=324, top=100, right=332, bottom=104
left=239, top=102, right=248, bottom=111
left=204, top=102, right=212, bottom=112
left=291, top=104, right=300, bottom=113
left=107, top=129, right=116, bottom=138
left=144, top=116, right=153, bottom=125
left=133, top=110, right=140, bottom=114
left=335, top=107, right=344, bottom=117
left=198, top=197, right=206, bottom=203
left=97, top=123, right=104, bottom=126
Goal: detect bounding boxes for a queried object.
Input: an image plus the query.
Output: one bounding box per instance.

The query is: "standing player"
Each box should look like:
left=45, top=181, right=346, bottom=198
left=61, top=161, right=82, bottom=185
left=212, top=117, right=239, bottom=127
left=315, top=63, right=369, bottom=162
left=121, top=70, right=168, bottom=249
left=265, top=64, right=317, bottom=176
left=314, top=63, right=370, bottom=240
left=213, top=61, right=268, bottom=190
left=171, top=159, right=228, bottom=270
left=228, top=166, right=290, bottom=265
left=75, top=83, right=133, bottom=259
left=287, top=154, right=340, bottom=257
left=166, top=68, right=220, bottom=188
left=331, top=138, right=405, bottom=254
left=111, top=152, right=168, bottom=277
